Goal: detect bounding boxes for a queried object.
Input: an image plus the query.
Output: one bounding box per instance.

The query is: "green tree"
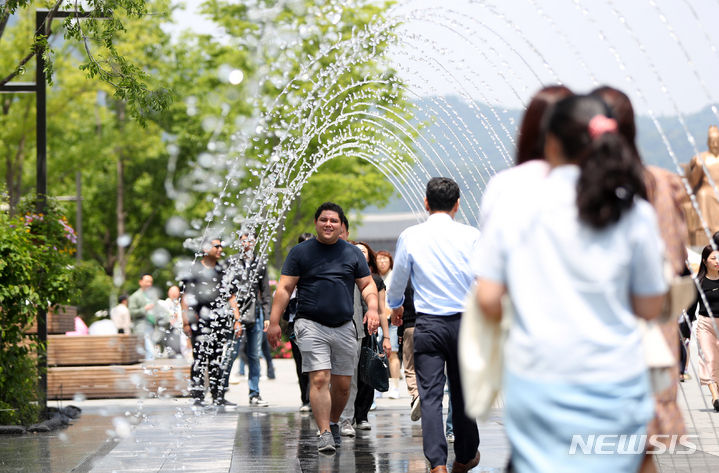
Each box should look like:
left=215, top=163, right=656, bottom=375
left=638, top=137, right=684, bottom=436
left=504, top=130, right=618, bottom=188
left=164, top=0, right=416, bottom=268
left=0, top=0, right=171, bottom=122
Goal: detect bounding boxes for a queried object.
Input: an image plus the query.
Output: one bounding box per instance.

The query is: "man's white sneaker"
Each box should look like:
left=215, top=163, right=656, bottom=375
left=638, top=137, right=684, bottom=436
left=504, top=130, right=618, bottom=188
left=339, top=418, right=356, bottom=437
left=249, top=395, right=268, bottom=407
left=387, top=388, right=400, bottom=399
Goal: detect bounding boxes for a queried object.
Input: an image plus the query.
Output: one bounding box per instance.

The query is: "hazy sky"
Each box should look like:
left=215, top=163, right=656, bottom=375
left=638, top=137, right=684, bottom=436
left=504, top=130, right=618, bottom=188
left=171, top=0, right=719, bottom=117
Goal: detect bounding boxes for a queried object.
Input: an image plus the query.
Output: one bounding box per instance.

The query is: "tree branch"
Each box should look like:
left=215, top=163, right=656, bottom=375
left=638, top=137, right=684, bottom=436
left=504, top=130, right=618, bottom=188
left=0, top=0, right=63, bottom=86
left=0, top=8, right=10, bottom=40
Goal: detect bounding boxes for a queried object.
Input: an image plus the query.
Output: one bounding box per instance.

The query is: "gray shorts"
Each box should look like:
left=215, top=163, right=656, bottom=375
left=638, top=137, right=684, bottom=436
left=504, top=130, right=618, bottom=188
left=294, top=318, right=358, bottom=376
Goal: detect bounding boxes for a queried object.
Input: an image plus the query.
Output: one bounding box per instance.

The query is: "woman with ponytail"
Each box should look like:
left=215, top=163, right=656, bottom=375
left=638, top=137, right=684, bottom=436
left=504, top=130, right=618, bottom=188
left=475, top=94, right=667, bottom=473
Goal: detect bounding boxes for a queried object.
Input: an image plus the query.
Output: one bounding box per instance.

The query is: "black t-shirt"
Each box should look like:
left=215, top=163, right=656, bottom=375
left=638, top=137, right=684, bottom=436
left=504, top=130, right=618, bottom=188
left=181, top=260, right=226, bottom=312
left=282, top=238, right=370, bottom=327
left=689, top=277, right=719, bottom=318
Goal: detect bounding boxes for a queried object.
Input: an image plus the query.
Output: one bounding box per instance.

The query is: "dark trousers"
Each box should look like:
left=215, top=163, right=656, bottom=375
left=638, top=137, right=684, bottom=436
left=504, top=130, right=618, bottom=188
left=261, top=332, right=276, bottom=378
left=290, top=336, right=310, bottom=404
left=414, top=314, right=479, bottom=468
left=354, top=335, right=376, bottom=422
left=190, top=315, right=232, bottom=402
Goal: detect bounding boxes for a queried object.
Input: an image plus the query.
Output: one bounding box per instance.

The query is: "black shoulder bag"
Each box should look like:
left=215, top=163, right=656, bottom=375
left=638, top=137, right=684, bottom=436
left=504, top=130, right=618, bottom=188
left=359, top=335, right=389, bottom=392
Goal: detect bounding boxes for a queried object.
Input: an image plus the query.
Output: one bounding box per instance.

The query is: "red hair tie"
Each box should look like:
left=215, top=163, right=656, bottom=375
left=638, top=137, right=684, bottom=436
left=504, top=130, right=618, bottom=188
left=588, top=115, right=618, bottom=139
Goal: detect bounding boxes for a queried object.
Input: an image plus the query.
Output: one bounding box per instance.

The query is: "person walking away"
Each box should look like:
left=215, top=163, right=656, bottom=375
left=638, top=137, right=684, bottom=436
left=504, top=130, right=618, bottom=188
left=476, top=94, right=666, bottom=473
left=387, top=177, right=481, bottom=473
left=267, top=202, right=379, bottom=454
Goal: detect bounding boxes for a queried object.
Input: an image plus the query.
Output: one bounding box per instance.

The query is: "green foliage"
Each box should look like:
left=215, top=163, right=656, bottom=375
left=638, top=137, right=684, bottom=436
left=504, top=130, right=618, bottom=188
left=171, top=0, right=416, bottom=266
left=0, top=0, right=172, bottom=122
left=68, top=260, right=113, bottom=322
left=0, top=347, right=40, bottom=426
left=0, top=195, right=77, bottom=425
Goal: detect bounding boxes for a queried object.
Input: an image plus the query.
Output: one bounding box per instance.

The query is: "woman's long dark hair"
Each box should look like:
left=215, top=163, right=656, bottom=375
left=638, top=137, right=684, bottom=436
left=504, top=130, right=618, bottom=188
left=516, top=85, right=573, bottom=165
left=697, top=245, right=714, bottom=282
left=353, top=240, right=378, bottom=274
left=545, top=95, right=647, bottom=229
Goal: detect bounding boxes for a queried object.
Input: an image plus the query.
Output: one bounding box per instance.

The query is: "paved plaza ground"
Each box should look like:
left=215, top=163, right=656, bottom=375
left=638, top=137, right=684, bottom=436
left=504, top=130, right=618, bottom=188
left=1, top=353, right=719, bottom=472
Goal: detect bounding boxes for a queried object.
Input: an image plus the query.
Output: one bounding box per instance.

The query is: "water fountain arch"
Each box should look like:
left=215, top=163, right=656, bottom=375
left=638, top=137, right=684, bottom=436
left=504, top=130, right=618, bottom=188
left=170, top=5, right=719, bottom=469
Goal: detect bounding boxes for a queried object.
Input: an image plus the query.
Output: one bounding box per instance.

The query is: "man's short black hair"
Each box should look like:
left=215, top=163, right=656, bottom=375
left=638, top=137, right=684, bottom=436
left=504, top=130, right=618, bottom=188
left=426, top=177, right=460, bottom=212
left=314, top=202, right=347, bottom=224
left=118, top=294, right=129, bottom=303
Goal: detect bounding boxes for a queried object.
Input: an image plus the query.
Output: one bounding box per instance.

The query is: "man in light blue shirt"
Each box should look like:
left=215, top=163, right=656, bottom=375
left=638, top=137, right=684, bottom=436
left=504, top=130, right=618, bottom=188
left=388, top=177, right=480, bottom=473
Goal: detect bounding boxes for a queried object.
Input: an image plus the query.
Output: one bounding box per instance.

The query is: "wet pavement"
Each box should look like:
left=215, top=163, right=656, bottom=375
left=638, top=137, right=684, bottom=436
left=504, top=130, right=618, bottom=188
left=0, top=359, right=508, bottom=473
left=2, top=355, right=719, bottom=472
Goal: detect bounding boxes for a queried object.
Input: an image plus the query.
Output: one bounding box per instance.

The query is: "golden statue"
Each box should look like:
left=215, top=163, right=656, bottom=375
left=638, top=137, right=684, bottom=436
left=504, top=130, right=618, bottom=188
left=685, top=125, right=719, bottom=246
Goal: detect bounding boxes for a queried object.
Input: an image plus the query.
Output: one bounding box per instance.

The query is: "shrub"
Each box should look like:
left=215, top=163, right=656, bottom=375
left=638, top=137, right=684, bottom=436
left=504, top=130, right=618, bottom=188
left=0, top=196, right=77, bottom=425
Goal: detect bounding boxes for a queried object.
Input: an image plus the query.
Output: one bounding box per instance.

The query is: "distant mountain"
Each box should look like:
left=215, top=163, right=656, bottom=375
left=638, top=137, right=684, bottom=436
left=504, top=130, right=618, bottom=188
left=370, top=96, right=719, bottom=215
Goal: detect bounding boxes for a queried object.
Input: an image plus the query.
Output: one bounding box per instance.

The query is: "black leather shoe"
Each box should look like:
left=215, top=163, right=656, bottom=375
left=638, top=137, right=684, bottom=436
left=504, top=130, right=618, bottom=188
left=713, top=399, right=719, bottom=412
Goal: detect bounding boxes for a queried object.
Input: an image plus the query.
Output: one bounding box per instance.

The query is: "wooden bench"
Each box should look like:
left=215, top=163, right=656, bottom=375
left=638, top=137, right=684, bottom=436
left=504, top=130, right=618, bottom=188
left=47, top=359, right=191, bottom=400
left=45, top=333, right=191, bottom=399
left=47, top=334, right=143, bottom=366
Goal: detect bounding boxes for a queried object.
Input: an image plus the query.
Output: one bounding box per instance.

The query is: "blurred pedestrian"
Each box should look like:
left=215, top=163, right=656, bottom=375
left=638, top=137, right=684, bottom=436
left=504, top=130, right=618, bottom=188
left=181, top=238, right=236, bottom=407
left=476, top=94, right=666, bottom=473
left=110, top=294, right=131, bottom=334
left=129, top=273, right=160, bottom=360
left=376, top=250, right=401, bottom=399
left=224, top=232, right=272, bottom=407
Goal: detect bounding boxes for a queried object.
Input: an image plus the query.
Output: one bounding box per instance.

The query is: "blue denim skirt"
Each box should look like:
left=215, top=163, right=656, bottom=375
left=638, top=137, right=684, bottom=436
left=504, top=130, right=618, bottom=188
left=504, top=369, right=654, bottom=473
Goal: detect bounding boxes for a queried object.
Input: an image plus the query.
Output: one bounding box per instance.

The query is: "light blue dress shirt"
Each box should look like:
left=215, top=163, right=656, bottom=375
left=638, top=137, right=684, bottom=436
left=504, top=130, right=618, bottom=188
left=387, top=212, right=481, bottom=315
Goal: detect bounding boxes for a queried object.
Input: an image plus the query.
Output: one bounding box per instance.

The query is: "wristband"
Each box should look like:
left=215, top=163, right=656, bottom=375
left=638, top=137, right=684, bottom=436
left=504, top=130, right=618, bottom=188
left=383, top=336, right=390, bottom=340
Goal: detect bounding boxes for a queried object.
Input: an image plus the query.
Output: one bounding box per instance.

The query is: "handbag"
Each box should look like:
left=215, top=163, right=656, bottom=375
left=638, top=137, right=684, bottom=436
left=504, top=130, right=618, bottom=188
left=359, top=335, right=389, bottom=392
left=238, top=297, right=256, bottom=325
left=458, top=283, right=513, bottom=421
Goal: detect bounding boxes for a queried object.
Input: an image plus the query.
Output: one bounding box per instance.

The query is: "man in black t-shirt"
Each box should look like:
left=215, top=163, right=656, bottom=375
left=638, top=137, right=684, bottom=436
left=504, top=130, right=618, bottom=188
left=267, top=202, right=380, bottom=454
